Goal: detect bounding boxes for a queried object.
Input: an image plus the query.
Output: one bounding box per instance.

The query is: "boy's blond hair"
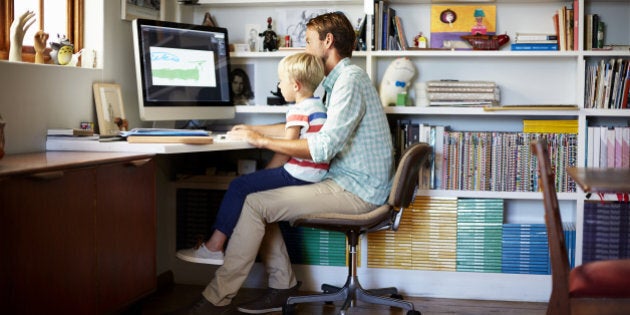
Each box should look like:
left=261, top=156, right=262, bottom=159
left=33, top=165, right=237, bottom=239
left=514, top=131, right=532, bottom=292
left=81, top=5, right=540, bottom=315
left=278, top=52, right=325, bottom=94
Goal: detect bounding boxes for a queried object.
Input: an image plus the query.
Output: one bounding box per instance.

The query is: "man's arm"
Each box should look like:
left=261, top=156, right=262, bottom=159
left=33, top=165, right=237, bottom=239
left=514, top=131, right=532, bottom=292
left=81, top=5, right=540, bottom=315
left=265, top=126, right=301, bottom=168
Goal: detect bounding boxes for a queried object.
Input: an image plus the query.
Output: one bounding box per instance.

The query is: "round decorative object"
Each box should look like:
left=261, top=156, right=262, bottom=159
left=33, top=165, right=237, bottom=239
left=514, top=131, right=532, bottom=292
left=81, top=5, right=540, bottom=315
left=440, top=9, right=457, bottom=24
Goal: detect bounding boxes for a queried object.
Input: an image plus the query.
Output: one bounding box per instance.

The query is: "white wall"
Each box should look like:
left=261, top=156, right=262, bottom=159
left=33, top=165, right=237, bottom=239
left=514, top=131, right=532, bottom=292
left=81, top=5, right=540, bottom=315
left=0, top=0, right=149, bottom=154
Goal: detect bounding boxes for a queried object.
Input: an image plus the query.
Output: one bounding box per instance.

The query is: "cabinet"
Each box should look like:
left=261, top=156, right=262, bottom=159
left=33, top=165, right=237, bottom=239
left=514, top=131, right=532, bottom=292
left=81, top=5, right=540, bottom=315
left=0, top=152, right=156, bottom=314
left=180, top=0, right=630, bottom=301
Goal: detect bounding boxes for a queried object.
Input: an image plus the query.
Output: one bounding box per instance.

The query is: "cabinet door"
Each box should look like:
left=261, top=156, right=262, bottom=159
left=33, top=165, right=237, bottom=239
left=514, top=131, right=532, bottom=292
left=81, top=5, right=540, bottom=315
left=95, top=158, right=156, bottom=313
left=0, top=168, right=98, bottom=314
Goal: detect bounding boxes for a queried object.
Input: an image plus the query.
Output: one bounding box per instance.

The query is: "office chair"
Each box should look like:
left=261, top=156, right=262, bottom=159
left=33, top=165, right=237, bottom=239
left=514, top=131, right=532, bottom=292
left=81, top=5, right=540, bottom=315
left=283, top=142, right=431, bottom=315
left=532, top=139, right=630, bottom=315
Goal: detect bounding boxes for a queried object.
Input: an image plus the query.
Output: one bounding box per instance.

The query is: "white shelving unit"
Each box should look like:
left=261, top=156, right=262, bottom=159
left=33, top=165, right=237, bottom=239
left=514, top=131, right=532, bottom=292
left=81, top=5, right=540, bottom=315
left=173, top=0, right=630, bottom=302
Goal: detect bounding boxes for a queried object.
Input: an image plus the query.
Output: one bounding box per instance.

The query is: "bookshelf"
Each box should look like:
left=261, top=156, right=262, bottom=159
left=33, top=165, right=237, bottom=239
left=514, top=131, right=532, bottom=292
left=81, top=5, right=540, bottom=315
left=175, top=0, right=630, bottom=302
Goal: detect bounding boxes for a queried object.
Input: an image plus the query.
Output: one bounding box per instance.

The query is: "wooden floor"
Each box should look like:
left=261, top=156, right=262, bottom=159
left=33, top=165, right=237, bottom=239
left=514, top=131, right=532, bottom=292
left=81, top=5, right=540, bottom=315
left=127, top=283, right=547, bottom=315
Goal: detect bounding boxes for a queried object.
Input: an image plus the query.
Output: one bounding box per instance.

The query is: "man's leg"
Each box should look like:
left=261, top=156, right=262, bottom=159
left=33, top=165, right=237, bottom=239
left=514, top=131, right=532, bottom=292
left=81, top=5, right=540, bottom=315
left=202, top=179, right=376, bottom=306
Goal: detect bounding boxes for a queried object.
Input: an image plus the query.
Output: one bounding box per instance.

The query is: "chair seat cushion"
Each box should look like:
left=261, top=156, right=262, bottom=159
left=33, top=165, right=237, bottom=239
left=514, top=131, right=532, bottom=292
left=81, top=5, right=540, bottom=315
left=570, top=259, right=630, bottom=298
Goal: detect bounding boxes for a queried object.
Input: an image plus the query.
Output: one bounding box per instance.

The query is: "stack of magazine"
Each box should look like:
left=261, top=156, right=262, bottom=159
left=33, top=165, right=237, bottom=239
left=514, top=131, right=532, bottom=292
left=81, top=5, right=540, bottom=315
left=426, top=80, right=500, bottom=107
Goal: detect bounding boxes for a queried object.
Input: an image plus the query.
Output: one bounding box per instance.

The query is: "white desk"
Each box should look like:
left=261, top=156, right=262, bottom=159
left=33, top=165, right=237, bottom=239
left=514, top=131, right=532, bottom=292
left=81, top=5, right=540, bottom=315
left=46, top=136, right=254, bottom=154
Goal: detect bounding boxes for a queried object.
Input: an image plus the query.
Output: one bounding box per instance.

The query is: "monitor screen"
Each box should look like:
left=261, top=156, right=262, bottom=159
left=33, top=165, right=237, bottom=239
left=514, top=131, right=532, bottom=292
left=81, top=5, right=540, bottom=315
left=132, top=19, right=235, bottom=122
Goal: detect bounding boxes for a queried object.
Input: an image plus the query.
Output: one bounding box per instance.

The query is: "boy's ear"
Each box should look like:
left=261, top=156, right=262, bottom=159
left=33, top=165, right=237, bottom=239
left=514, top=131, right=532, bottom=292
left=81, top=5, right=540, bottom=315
left=293, top=80, right=301, bottom=92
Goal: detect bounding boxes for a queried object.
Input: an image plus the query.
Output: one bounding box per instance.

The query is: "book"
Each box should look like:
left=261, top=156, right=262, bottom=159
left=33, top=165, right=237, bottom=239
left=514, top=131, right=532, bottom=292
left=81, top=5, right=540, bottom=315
left=120, top=128, right=210, bottom=137
left=585, top=14, right=593, bottom=50
left=514, top=33, right=557, bottom=41
left=511, top=43, right=558, bottom=51
left=393, top=15, right=408, bottom=50
left=591, top=14, right=600, bottom=49
left=514, top=39, right=558, bottom=44
left=428, top=91, right=499, bottom=101
left=427, top=80, right=496, bottom=88
left=427, top=87, right=496, bottom=93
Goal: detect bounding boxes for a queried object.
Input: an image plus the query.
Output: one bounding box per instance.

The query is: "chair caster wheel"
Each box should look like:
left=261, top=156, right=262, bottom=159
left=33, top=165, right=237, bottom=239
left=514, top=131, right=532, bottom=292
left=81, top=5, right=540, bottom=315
left=391, top=293, right=404, bottom=300
left=406, top=310, right=421, bottom=315
left=282, top=304, right=295, bottom=315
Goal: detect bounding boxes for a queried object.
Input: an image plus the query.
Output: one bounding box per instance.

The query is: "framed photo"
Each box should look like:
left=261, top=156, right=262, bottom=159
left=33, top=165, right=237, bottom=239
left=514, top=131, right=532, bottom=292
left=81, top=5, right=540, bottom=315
left=244, top=24, right=262, bottom=52
left=121, top=0, right=162, bottom=21
left=93, top=83, right=126, bottom=136
left=230, top=63, right=256, bottom=105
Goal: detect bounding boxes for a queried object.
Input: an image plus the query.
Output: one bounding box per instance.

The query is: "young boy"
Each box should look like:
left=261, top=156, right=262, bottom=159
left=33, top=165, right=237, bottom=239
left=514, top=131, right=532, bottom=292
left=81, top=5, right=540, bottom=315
left=176, top=52, right=328, bottom=265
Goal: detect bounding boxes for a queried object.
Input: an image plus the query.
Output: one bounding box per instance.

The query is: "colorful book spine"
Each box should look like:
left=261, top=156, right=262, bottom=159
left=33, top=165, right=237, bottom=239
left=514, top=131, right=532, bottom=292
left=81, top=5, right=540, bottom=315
left=511, top=43, right=559, bottom=51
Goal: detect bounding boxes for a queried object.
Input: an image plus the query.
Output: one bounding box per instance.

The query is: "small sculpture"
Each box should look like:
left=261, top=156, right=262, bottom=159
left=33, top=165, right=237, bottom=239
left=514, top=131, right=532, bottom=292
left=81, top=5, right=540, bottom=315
left=267, top=83, right=286, bottom=105
left=8, top=10, right=36, bottom=62
left=259, top=17, right=278, bottom=52
left=379, top=57, right=416, bottom=106
left=50, top=35, right=75, bottom=65
left=460, top=34, right=510, bottom=50
left=34, top=30, right=49, bottom=64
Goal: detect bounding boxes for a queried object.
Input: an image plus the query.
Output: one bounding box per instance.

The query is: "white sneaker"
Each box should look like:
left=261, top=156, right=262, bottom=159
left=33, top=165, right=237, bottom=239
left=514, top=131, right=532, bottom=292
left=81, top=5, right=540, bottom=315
left=176, top=243, right=224, bottom=265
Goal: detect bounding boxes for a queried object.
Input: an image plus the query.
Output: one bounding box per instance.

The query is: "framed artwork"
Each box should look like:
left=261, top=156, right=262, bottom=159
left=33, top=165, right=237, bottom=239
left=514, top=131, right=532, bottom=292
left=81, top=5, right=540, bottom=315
left=244, top=24, right=262, bottom=52
left=230, top=63, right=256, bottom=105
left=277, top=9, right=328, bottom=47
left=121, top=0, right=162, bottom=21
left=430, top=5, right=497, bottom=49
left=93, top=83, right=126, bottom=136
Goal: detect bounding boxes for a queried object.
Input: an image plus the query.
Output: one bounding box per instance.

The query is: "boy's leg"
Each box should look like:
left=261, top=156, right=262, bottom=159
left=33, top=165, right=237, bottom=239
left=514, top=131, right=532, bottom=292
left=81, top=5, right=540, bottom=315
left=202, top=179, right=376, bottom=306
left=212, top=167, right=309, bottom=237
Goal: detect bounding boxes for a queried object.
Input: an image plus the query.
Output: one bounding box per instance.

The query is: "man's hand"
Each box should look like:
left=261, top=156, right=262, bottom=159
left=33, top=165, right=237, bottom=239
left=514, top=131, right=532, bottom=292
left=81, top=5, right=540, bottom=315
left=9, top=11, right=36, bottom=62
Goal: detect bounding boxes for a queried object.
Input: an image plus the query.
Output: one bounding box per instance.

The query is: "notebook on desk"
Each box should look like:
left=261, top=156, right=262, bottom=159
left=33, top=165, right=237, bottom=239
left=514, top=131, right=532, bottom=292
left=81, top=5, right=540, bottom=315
left=122, top=128, right=214, bottom=144
left=126, top=135, right=214, bottom=144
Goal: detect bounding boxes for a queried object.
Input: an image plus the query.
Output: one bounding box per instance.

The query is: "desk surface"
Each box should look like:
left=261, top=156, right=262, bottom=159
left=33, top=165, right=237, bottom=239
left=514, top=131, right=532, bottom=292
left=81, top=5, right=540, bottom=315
left=566, top=167, right=630, bottom=193
left=0, top=151, right=155, bottom=177
left=46, top=135, right=253, bottom=154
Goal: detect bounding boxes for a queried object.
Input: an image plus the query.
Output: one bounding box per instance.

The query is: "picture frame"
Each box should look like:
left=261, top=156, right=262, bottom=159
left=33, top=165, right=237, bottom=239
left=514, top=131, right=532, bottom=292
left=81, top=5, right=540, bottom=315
left=93, top=83, right=126, bottom=136
left=244, top=24, right=262, bottom=52
left=230, top=63, right=256, bottom=105
left=121, top=0, right=162, bottom=21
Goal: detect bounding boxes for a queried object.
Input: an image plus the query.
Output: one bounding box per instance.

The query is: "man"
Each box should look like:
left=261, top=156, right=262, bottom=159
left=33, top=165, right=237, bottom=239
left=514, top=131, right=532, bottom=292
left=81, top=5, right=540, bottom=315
left=176, top=11, right=394, bottom=314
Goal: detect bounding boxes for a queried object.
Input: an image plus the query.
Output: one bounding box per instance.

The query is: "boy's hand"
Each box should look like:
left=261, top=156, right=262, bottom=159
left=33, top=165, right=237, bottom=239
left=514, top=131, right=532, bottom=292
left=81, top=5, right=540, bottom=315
left=227, top=129, right=266, bottom=148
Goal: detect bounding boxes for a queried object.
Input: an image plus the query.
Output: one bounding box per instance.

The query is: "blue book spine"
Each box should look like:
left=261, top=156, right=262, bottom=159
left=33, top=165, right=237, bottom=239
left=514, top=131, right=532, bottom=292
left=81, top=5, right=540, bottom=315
left=510, top=43, right=559, bottom=51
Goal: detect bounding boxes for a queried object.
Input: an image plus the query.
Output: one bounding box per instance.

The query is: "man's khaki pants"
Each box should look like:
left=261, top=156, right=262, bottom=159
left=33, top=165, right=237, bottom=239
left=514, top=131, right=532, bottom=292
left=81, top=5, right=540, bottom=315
left=202, top=179, right=377, bottom=306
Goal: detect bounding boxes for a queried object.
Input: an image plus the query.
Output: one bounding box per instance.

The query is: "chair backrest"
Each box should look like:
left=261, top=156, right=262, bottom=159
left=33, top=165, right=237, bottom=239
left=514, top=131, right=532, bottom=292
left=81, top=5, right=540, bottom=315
left=389, top=143, right=433, bottom=230
left=532, top=138, right=571, bottom=313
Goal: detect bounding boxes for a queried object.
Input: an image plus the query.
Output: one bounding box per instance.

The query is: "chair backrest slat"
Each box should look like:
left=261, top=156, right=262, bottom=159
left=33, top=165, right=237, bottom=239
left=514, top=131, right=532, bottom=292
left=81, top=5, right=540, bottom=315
left=532, top=139, right=571, bottom=315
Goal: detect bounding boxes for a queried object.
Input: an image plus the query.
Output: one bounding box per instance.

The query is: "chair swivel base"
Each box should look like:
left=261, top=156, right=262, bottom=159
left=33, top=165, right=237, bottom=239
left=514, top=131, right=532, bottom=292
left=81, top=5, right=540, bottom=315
left=283, top=275, right=421, bottom=315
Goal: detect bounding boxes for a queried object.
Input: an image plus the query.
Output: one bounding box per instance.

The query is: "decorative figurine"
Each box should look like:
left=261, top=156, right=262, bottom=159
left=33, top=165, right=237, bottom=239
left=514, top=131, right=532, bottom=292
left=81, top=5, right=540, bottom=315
left=34, top=30, right=49, bottom=64
left=259, top=17, right=278, bottom=52
left=8, top=10, right=36, bottom=62
left=413, top=32, right=428, bottom=49
left=267, top=83, right=286, bottom=105
left=471, top=8, right=488, bottom=35
left=50, top=34, right=75, bottom=65
left=379, top=57, right=416, bottom=107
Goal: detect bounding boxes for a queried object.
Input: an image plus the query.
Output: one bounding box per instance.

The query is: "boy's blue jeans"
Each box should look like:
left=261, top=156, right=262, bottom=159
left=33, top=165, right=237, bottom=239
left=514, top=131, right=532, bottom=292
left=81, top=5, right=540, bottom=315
left=211, top=166, right=310, bottom=238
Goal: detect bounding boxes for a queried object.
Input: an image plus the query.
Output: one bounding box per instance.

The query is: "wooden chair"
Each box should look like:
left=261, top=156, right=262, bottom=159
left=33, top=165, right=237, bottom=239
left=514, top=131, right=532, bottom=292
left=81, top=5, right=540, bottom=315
left=532, top=138, right=630, bottom=315
left=283, top=143, right=432, bottom=315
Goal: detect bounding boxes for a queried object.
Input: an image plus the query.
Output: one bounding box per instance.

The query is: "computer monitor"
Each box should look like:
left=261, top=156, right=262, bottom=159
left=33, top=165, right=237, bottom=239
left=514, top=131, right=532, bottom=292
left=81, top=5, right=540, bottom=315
left=132, top=19, right=235, bottom=122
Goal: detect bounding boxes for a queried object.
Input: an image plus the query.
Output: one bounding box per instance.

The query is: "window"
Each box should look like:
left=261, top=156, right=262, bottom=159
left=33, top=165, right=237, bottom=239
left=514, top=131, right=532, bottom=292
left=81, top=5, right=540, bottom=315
left=0, top=0, right=83, bottom=63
